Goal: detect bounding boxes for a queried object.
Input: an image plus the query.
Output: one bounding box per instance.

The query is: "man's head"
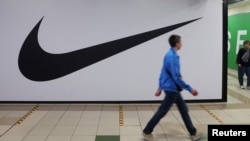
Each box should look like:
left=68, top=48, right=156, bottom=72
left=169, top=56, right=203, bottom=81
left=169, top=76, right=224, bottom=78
left=243, top=40, right=250, bottom=49
left=169, top=34, right=182, bottom=50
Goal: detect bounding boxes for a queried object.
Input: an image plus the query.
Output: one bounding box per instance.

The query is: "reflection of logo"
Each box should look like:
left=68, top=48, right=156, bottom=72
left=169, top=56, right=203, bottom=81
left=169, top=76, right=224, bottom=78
left=18, top=17, right=201, bottom=81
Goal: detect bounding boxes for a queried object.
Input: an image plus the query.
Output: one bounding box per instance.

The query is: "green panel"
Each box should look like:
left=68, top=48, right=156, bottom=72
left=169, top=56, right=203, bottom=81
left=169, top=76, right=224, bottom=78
left=228, top=12, right=250, bottom=70
left=95, top=135, right=120, bottom=141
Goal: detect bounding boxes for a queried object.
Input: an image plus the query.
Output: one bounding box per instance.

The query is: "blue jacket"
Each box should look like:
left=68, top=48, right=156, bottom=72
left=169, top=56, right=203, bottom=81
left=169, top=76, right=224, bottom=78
left=159, top=48, right=192, bottom=92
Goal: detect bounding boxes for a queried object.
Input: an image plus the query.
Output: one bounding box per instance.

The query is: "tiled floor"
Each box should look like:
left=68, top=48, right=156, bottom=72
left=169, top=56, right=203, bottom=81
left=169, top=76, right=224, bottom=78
left=0, top=69, right=250, bottom=141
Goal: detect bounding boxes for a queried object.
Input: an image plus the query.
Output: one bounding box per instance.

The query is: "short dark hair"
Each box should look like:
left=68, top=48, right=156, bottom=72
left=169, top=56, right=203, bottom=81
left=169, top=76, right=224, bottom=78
left=169, top=34, right=181, bottom=47
left=243, top=40, right=250, bottom=46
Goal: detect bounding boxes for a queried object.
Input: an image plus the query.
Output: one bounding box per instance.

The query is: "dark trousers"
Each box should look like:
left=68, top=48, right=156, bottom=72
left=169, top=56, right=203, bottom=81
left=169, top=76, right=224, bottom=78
left=238, top=66, right=250, bottom=86
left=143, top=91, right=196, bottom=135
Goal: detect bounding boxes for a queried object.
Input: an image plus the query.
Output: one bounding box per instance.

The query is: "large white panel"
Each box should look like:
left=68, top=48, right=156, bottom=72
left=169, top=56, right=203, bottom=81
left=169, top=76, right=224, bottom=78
left=0, top=0, right=223, bottom=101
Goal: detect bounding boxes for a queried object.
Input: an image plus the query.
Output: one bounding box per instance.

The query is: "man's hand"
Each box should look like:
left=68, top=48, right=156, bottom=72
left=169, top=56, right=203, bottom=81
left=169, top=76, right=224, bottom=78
left=155, top=88, right=162, bottom=97
left=238, top=64, right=242, bottom=67
left=191, top=89, right=198, bottom=96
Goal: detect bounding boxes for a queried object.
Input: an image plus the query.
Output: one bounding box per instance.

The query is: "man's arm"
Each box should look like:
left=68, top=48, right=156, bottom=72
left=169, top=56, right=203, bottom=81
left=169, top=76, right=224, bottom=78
left=168, top=57, right=192, bottom=92
left=167, top=58, right=198, bottom=96
left=155, top=88, right=162, bottom=96
left=236, top=49, right=242, bottom=67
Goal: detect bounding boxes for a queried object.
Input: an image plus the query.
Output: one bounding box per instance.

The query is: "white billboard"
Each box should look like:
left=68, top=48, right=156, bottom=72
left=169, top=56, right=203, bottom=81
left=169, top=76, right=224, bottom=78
left=0, top=0, right=225, bottom=102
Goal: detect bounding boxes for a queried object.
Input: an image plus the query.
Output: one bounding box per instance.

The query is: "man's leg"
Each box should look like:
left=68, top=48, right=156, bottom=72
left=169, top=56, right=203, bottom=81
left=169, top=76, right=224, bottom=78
left=246, top=66, right=250, bottom=87
left=175, top=92, right=196, bottom=135
left=238, top=67, right=245, bottom=87
left=143, top=91, right=177, bottom=134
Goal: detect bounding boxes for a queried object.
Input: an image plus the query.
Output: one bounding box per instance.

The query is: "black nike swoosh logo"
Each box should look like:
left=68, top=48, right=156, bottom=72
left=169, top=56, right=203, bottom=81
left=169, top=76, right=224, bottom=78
left=18, top=17, right=201, bottom=81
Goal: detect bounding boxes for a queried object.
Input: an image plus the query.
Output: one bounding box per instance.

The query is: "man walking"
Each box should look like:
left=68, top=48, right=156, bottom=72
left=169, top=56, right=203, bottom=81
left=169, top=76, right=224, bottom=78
left=236, top=40, right=250, bottom=90
left=143, top=35, right=201, bottom=141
